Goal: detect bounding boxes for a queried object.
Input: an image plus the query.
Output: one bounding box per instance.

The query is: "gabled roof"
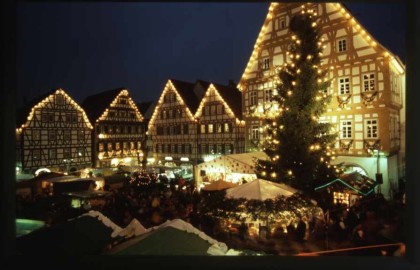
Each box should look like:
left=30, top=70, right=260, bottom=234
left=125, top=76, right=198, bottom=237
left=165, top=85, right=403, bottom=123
left=16, top=88, right=93, bottom=130
left=81, top=88, right=125, bottom=124
left=16, top=89, right=56, bottom=127
left=237, top=2, right=405, bottom=90
left=212, top=83, right=243, bottom=120
left=170, top=79, right=202, bottom=113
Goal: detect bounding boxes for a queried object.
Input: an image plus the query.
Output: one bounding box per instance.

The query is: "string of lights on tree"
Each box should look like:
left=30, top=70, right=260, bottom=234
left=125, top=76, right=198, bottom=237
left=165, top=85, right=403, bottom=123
left=253, top=5, right=343, bottom=192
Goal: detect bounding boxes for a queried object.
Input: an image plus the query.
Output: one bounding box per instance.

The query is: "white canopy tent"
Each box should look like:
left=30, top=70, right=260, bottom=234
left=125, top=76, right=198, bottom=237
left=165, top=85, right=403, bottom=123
left=194, top=152, right=268, bottom=187
left=225, top=178, right=299, bottom=201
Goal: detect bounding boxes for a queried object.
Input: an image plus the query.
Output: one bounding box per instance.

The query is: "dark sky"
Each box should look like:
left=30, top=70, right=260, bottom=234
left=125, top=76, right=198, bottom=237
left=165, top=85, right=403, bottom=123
left=16, top=2, right=406, bottom=109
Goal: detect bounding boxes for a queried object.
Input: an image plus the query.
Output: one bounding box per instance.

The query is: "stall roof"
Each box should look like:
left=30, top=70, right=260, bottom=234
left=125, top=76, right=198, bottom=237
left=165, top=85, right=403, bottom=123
left=314, top=171, right=378, bottom=196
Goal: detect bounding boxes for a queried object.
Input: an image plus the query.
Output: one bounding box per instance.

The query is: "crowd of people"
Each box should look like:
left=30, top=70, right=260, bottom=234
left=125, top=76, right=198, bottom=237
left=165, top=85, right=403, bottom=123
left=15, top=172, right=405, bottom=256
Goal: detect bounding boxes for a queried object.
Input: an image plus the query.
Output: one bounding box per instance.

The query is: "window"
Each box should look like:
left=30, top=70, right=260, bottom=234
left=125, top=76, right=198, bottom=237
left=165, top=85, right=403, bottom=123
left=365, top=119, right=378, bottom=139
left=63, top=148, right=71, bottom=159
left=49, top=149, right=57, bottom=159
left=115, top=142, right=120, bottom=151
left=65, top=114, right=71, bottom=122
left=49, top=113, right=55, bottom=122
left=208, top=124, right=214, bottom=133
left=32, top=150, right=40, bottom=161
left=99, top=143, right=104, bottom=152
left=56, top=95, right=64, bottom=105
left=130, top=142, right=135, bottom=150
left=119, top=99, right=127, bottom=105
left=337, top=39, right=347, bottom=52
left=249, top=91, right=258, bottom=106
left=217, top=123, right=223, bottom=133
left=107, top=142, right=113, bottom=151
left=340, top=120, right=352, bottom=139
left=32, top=130, right=40, bottom=140
left=225, top=144, right=233, bottom=154
left=178, top=144, right=182, bottom=154
left=363, top=73, right=376, bottom=92
left=200, top=124, right=206, bottom=134
left=224, top=122, right=232, bottom=133
left=183, top=124, right=189, bottom=135
left=77, top=147, right=84, bottom=157
left=204, top=106, right=210, bottom=116
left=265, top=89, right=273, bottom=102
left=49, top=130, right=57, bottom=141
left=42, top=113, right=48, bottom=123
left=64, top=130, right=71, bottom=142
left=77, top=130, right=85, bottom=141
left=123, top=142, right=128, bottom=150
left=185, top=144, right=191, bottom=154
left=168, top=110, right=173, bottom=119
left=251, top=126, right=260, bottom=140
left=338, top=77, right=350, bottom=95
left=262, top=58, right=270, bottom=70
left=71, top=113, right=77, bottom=123
left=119, top=111, right=127, bottom=117
left=279, top=18, right=286, bottom=29
left=211, top=105, right=216, bottom=115
left=217, top=105, right=224, bottom=114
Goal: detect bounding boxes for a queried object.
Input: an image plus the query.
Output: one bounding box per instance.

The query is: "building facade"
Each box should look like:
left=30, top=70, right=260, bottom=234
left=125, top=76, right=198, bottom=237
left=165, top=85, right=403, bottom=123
left=82, top=89, right=146, bottom=168
left=16, top=89, right=93, bottom=174
left=237, top=2, right=405, bottom=198
left=147, top=79, right=245, bottom=173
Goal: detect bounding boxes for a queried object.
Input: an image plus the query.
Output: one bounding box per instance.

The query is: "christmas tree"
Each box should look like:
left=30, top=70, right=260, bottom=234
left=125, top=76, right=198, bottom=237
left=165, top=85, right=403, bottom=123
left=255, top=6, right=340, bottom=192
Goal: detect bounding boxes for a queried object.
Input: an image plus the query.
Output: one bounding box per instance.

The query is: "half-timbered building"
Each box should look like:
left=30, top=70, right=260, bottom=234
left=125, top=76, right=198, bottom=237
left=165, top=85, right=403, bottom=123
left=237, top=2, right=405, bottom=197
left=81, top=88, right=145, bottom=168
left=16, top=89, right=93, bottom=174
left=194, top=82, right=245, bottom=163
left=147, top=79, right=245, bottom=170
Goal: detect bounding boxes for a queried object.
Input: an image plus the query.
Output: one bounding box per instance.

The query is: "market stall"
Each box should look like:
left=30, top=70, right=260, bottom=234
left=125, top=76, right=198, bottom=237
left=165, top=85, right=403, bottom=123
left=194, top=151, right=268, bottom=188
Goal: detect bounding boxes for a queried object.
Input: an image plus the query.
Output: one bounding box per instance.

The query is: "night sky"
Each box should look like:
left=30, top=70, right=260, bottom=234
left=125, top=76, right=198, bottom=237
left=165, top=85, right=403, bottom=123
left=16, top=2, right=406, bottom=109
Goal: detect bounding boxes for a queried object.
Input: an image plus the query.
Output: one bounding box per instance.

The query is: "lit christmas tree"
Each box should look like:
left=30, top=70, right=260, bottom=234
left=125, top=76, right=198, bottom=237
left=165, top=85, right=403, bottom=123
left=255, top=6, right=340, bottom=192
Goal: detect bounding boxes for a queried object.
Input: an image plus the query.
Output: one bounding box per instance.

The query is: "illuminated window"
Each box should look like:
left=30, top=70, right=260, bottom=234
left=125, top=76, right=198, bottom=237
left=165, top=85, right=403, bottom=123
left=265, top=89, right=273, bottom=102
left=115, top=142, right=120, bottom=151
left=337, top=38, right=347, bottom=52
left=363, top=73, right=376, bottom=92
left=340, top=120, right=352, bottom=139
left=200, top=124, right=206, bottom=134
left=365, top=119, right=378, bottom=139
left=99, top=143, right=104, bottom=152
left=107, top=142, right=113, bottom=151
left=217, top=123, right=222, bottom=133
left=249, top=91, right=258, bottom=106
left=262, top=58, right=270, bottom=70
left=224, top=122, right=232, bottom=133
left=338, top=77, right=350, bottom=95
left=130, top=142, right=135, bottom=150
left=208, top=124, right=214, bottom=133
left=251, top=126, right=260, bottom=140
